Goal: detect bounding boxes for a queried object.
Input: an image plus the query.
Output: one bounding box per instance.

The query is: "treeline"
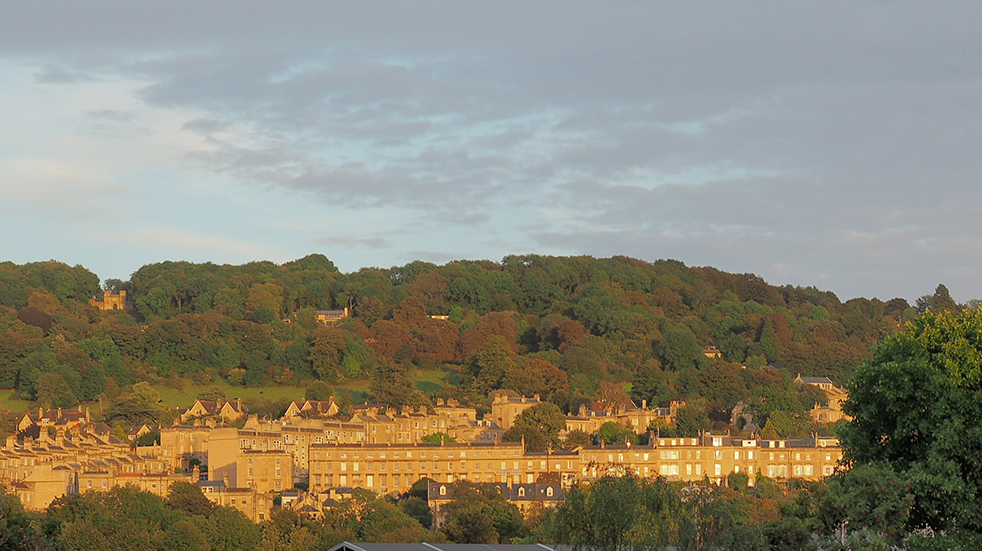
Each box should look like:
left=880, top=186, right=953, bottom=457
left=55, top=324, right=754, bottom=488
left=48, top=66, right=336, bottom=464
left=0, top=256, right=953, bottom=437
left=0, top=471, right=931, bottom=551
left=0, top=480, right=443, bottom=551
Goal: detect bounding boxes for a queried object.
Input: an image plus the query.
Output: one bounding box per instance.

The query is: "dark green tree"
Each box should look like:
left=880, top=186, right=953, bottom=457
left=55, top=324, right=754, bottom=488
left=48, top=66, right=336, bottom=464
left=841, top=309, right=982, bottom=532
left=551, top=475, right=683, bottom=551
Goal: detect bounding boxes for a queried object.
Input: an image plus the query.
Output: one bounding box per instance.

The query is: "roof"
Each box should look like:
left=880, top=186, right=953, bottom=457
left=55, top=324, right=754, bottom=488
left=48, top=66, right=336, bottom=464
left=329, top=544, right=563, bottom=551
left=798, top=376, right=834, bottom=384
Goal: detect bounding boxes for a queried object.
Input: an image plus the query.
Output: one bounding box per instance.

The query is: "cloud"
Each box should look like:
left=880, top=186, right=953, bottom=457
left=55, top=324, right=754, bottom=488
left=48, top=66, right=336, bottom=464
left=2, top=2, right=982, bottom=300
left=124, top=227, right=273, bottom=256
left=86, top=109, right=133, bottom=122
left=181, top=118, right=230, bottom=134
left=316, top=236, right=389, bottom=249
left=0, top=157, right=124, bottom=208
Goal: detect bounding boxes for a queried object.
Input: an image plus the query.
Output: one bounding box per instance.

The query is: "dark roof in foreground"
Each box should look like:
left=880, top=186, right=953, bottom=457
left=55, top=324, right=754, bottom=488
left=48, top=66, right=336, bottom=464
left=329, top=543, right=564, bottom=551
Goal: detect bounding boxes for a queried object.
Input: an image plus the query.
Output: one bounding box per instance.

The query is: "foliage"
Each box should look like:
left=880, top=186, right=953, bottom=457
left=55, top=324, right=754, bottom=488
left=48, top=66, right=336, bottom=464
left=841, top=309, right=982, bottom=533
left=503, top=402, right=566, bottom=452
left=438, top=483, right=524, bottom=544
left=550, top=475, right=683, bottom=551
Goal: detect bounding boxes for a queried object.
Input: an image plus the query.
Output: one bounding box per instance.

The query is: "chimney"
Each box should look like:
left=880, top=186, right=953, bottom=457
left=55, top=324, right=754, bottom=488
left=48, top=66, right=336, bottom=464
left=85, top=407, right=90, bottom=422
left=237, top=398, right=242, bottom=411
left=192, top=464, right=200, bottom=481
left=5, top=435, right=15, bottom=449
left=57, top=407, right=62, bottom=419
left=223, top=471, right=230, bottom=488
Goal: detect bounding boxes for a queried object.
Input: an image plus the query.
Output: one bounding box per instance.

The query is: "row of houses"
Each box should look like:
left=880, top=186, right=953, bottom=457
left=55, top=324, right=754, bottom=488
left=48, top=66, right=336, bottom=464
left=3, top=384, right=845, bottom=522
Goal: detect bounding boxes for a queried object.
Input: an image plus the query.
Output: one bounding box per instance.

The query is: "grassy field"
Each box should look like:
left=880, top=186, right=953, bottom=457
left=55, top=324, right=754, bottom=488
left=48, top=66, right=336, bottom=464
left=0, top=389, right=29, bottom=412
left=0, top=368, right=451, bottom=413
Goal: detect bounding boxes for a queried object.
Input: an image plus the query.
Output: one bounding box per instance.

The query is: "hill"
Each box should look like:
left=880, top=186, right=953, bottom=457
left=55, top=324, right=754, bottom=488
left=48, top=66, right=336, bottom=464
left=0, top=255, right=929, bottom=437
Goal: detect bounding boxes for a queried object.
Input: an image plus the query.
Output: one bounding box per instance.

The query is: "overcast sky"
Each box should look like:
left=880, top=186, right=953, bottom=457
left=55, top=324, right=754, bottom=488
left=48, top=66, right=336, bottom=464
left=1, top=1, right=980, bottom=303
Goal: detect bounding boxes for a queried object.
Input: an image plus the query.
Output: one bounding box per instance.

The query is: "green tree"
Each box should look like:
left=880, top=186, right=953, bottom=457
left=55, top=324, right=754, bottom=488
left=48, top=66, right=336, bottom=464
left=370, top=360, right=413, bottom=408
left=206, top=506, right=261, bottom=551
left=840, top=309, right=982, bottom=532
left=597, top=422, right=638, bottom=446
left=0, top=487, right=41, bottom=551
left=674, top=404, right=711, bottom=437
left=167, top=482, right=213, bottom=517
left=104, top=382, right=166, bottom=425
left=655, top=327, right=702, bottom=371
left=34, top=372, right=78, bottom=409
left=439, top=483, right=524, bottom=544
left=310, top=325, right=346, bottom=381
left=915, top=283, right=961, bottom=314
left=503, top=402, right=566, bottom=451
left=811, top=463, right=912, bottom=548
left=552, top=475, right=683, bottom=551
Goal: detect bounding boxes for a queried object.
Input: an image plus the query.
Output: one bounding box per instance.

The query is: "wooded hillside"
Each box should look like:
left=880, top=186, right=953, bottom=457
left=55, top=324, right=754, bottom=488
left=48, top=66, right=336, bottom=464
left=0, top=255, right=933, bottom=436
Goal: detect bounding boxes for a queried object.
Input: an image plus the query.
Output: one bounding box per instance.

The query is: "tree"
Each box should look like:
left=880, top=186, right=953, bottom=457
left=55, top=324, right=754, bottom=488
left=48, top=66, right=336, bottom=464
left=597, top=422, right=638, bottom=446
left=811, top=463, right=912, bottom=548
left=674, top=404, right=711, bottom=437
left=0, top=487, right=41, bottom=551
left=655, top=327, right=701, bottom=371
left=305, top=380, right=333, bottom=401
left=439, top=483, right=524, bottom=544
left=104, top=382, right=166, bottom=425
left=34, top=372, right=78, bottom=409
left=551, top=475, right=683, bottom=551
left=310, top=325, right=346, bottom=381
left=168, top=482, right=213, bottom=517
left=370, top=360, right=413, bottom=408
left=503, top=402, right=566, bottom=451
left=840, top=309, right=982, bottom=533
left=915, top=283, right=960, bottom=314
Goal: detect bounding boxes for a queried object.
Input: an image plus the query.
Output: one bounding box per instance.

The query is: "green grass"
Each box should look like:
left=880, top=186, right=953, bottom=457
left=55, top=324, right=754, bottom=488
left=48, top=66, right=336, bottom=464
left=0, top=389, right=29, bottom=413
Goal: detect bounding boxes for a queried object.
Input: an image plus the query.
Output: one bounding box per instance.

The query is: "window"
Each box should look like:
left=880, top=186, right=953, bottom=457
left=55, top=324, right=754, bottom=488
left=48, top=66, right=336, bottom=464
left=660, top=450, right=680, bottom=460
left=440, top=485, right=447, bottom=496
left=547, top=487, right=554, bottom=497
left=714, top=464, right=722, bottom=476
left=659, top=464, right=680, bottom=476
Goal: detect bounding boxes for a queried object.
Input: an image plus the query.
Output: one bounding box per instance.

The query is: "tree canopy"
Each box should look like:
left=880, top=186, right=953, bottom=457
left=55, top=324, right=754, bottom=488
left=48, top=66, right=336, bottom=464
left=841, top=309, right=982, bottom=533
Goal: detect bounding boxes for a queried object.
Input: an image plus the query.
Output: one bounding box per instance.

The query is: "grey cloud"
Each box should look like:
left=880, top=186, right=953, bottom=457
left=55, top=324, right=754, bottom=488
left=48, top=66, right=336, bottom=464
left=34, top=66, right=97, bottom=84
left=316, top=236, right=389, bottom=249
left=182, top=118, right=231, bottom=134
left=4, top=1, right=982, bottom=300
left=86, top=109, right=133, bottom=122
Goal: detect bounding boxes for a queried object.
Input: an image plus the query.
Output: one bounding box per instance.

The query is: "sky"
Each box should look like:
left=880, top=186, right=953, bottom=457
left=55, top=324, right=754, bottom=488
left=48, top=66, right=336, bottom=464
left=1, top=1, right=980, bottom=303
